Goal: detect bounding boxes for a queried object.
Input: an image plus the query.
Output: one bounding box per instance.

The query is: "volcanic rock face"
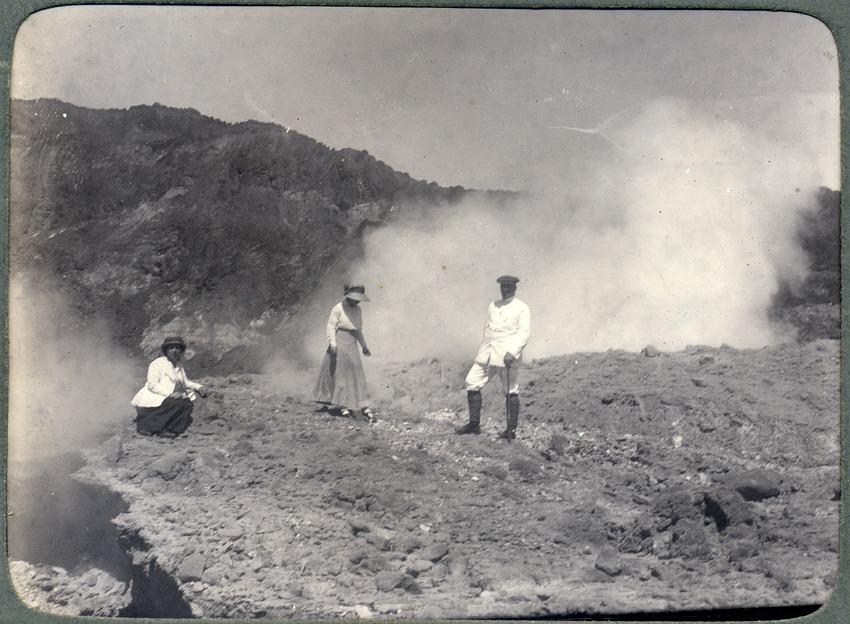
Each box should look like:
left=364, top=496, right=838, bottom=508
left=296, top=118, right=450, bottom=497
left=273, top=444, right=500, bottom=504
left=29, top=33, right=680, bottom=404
left=59, top=341, right=839, bottom=618
left=9, top=99, right=497, bottom=370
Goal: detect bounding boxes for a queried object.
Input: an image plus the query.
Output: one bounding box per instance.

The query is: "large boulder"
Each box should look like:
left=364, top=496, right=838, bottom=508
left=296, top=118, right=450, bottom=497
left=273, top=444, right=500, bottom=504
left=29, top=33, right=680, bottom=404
left=704, top=486, right=756, bottom=531
left=721, top=469, right=782, bottom=501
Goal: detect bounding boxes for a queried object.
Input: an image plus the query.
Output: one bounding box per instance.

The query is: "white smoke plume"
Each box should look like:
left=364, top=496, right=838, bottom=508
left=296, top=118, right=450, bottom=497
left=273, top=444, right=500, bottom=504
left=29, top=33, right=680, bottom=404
left=8, top=272, right=140, bottom=464
left=320, top=95, right=838, bottom=363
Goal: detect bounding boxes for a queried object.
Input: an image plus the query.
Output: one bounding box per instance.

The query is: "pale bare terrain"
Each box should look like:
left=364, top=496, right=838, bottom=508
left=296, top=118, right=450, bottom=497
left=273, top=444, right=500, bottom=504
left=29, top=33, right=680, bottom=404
left=11, top=340, right=839, bottom=618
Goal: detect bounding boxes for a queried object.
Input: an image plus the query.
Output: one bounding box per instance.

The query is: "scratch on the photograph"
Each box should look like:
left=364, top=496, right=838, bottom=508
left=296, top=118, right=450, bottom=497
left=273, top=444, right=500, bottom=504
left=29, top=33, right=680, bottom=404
left=549, top=123, right=633, bottom=157
left=353, top=124, right=379, bottom=138
left=244, top=91, right=276, bottom=124
left=548, top=105, right=641, bottom=157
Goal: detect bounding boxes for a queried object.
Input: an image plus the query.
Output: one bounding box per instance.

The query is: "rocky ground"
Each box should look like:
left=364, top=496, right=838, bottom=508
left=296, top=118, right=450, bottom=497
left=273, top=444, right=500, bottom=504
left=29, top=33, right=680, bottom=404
left=11, top=341, right=841, bottom=618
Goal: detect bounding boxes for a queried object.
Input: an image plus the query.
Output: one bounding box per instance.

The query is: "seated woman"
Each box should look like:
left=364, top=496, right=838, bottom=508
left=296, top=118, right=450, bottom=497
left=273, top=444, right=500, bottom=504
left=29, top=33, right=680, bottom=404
left=131, top=336, right=208, bottom=438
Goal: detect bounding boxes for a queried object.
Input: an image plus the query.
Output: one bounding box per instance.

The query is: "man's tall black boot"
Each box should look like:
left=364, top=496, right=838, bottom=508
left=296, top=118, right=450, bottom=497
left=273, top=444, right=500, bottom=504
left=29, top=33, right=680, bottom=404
left=456, top=390, right=482, bottom=434
left=499, top=394, right=520, bottom=440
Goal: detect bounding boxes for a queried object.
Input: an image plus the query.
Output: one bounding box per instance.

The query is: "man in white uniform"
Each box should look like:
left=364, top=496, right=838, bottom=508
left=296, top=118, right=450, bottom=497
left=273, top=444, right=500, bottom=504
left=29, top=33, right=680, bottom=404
left=456, top=275, right=531, bottom=440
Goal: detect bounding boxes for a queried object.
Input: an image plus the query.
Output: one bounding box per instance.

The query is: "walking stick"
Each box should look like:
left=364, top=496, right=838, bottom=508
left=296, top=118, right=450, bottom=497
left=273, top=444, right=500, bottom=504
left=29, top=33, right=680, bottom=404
left=505, top=361, right=512, bottom=424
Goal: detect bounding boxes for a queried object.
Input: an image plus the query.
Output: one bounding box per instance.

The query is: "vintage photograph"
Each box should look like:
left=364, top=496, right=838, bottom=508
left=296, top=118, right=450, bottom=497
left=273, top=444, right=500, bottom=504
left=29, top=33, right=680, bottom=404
left=6, top=5, right=841, bottom=619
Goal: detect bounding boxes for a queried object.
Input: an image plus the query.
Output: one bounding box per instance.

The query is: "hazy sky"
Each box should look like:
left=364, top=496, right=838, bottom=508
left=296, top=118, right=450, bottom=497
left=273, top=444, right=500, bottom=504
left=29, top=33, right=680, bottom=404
left=11, top=6, right=839, bottom=191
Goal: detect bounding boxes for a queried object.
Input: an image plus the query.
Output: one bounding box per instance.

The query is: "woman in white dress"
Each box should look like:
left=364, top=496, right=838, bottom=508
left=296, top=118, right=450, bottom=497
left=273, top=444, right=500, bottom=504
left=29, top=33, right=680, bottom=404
left=312, top=285, right=374, bottom=420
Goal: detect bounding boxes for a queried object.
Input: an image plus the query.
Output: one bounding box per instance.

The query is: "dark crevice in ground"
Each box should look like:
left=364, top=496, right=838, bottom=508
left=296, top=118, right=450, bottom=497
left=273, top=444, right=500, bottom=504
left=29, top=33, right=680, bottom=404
left=8, top=452, right=133, bottom=582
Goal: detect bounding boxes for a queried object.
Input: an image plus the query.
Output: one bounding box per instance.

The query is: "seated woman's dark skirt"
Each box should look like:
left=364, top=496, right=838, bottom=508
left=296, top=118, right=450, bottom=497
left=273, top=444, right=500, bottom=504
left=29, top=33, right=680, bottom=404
left=135, top=397, right=194, bottom=437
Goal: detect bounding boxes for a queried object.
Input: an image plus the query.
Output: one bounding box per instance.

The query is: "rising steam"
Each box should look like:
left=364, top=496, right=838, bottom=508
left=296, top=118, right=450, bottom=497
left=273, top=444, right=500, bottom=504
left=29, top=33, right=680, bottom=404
left=326, top=95, right=838, bottom=363
left=8, top=273, right=140, bottom=464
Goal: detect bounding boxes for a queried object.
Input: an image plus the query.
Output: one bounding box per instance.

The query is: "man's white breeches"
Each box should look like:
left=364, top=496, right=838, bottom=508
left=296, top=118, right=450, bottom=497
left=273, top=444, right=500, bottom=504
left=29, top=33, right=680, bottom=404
left=464, top=362, right=521, bottom=394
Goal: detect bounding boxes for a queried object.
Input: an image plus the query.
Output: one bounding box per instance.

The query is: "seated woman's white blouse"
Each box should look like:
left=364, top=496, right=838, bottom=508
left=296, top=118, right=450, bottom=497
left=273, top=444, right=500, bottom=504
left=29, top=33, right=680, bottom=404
left=131, top=356, right=202, bottom=408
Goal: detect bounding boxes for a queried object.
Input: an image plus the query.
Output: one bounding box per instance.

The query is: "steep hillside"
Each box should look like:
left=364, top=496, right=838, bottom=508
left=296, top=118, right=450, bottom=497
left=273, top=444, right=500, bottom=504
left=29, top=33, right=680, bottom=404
left=9, top=99, right=505, bottom=368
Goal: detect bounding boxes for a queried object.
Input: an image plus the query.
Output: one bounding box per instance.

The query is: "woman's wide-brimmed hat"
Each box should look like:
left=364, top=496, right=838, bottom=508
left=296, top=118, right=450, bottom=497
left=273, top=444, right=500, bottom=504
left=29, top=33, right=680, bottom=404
left=344, top=284, right=370, bottom=302
left=161, top=336, right=187, bottom=353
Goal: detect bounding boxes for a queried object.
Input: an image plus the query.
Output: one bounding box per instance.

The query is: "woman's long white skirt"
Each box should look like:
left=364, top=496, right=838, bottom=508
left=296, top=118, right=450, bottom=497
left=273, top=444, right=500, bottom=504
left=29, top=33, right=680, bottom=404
left=312, top=329, right=370, bottom=410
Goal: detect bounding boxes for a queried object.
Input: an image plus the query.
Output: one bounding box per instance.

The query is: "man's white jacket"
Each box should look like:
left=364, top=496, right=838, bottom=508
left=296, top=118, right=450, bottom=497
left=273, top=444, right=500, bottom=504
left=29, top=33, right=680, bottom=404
left=473, top=296, right=531, bottom=367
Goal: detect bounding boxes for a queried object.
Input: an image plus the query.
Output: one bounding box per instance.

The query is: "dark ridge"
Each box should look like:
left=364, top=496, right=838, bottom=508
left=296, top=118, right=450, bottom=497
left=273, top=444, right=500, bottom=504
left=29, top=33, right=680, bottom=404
left=10, top=98, right=517, bottom=367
